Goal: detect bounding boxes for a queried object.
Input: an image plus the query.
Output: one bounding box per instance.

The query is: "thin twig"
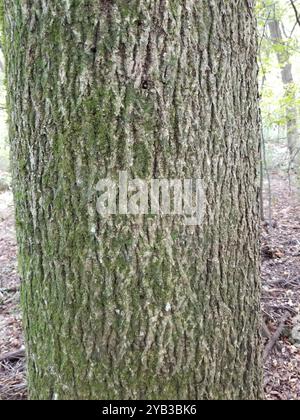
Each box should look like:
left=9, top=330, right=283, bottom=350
left=289, top=0, right=300, bottom=28
left=0, top=350, right=25, bottom=363
left=0, top=287, right=19, bottom=294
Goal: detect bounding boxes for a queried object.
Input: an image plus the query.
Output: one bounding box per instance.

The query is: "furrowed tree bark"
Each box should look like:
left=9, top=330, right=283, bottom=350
left=3, top=0, right=262, bottom=400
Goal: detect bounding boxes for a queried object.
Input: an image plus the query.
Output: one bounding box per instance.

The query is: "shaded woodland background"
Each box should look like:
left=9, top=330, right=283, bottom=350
left=1, top=0, right=300, bottom=400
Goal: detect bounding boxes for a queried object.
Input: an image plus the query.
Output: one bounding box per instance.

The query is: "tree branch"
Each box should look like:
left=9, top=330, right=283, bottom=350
left=289, top=0, right=300, bottom=28
left=0, top=349, right=25, bottom=363
left=263, top=312, right=289, bottom=361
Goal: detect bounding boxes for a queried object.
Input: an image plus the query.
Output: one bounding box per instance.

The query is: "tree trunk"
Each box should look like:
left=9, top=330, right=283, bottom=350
left=3, top=0, right=262, bottom=400
left=268, top=20, right=299, bottom=166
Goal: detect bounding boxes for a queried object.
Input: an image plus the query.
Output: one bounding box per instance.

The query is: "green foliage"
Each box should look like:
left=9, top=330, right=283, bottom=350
left=0, top=0, right=3, bottom=34
left=256, top=0, right=300, bottom=164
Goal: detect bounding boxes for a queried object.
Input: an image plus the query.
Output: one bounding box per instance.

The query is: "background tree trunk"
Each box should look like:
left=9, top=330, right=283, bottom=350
left=268, top=19, right=299, bottom=167
left=3, top=0, right=262, bottom=400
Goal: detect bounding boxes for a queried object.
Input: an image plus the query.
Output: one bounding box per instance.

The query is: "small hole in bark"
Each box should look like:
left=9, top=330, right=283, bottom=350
left=142, top=80, right=149, bottom=89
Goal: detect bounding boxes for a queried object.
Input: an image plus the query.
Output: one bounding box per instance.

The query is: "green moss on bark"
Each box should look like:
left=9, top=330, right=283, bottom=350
left=4, top=0, right=262, bottom=400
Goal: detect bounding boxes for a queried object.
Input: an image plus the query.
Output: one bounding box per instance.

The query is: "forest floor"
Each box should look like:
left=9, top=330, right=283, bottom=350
left=0, top=175, right=300, bottom=400
left=0, top=190, right=26, bottom=400
left=262, top=175, right=300, bottom=400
